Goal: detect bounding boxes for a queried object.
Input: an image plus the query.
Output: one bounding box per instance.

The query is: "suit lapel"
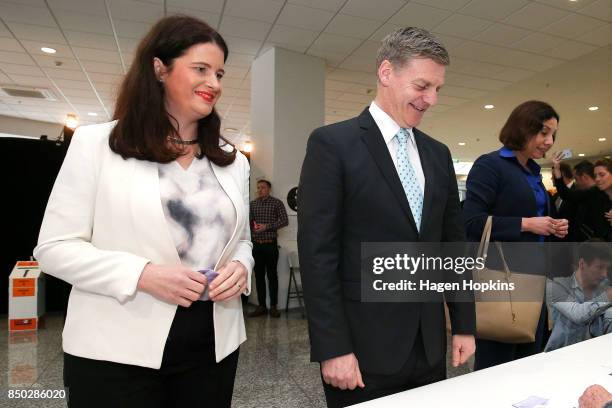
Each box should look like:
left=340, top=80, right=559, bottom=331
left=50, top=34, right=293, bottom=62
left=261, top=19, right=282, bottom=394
left=414, top=129, right=434, bottom=233
left=358, top=109, right=419, bottom=233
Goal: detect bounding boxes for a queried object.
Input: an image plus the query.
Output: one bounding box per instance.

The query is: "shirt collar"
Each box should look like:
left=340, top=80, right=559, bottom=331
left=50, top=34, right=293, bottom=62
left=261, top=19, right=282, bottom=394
left=570, top=272, right=609, bottom=297
left=369, top=101, right=414, bottom=145
left=498, top=146, right=542, bottom=175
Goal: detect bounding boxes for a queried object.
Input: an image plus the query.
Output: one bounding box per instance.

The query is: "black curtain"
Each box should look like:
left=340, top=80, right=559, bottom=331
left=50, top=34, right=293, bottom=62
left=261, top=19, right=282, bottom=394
left=1, top=137, right=71, bottom=314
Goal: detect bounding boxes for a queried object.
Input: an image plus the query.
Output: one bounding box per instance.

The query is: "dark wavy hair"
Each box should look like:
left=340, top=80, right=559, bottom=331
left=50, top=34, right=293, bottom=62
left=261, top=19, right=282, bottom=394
left=109, top=15, right=236, bottom=166
left=595, top=158, right=612, bottom=173
left=499, top=100, right=559, bottom=151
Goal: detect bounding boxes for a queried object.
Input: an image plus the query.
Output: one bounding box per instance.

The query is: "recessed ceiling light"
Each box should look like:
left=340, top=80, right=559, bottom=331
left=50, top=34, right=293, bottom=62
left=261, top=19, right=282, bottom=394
left=588, top=106, right=599, bottom=111
left=484, top=104, right=494, bottom=110
left=598, top=137, right=606, bottom=142
left=579, top=153, right=585, bottom=157
left=87, top=112, right=98, bottom=116
left=458, top=142, right=466, bottom=146
left=41, top=47, right=57, bottom=54
left=224, top=127, right=238, bottom=132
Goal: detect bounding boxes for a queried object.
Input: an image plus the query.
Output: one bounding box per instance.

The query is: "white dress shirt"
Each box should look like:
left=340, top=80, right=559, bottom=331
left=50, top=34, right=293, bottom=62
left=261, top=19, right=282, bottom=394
left=369, top=101, right=425, bottom=194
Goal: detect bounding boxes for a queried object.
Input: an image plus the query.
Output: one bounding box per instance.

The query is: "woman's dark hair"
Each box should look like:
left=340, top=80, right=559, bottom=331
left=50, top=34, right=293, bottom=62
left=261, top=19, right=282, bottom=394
left=594, top=158, right=612, bottom=173
left=499, top=100, right=559, bottom=151
left=109, top=15, right=236, bottom=166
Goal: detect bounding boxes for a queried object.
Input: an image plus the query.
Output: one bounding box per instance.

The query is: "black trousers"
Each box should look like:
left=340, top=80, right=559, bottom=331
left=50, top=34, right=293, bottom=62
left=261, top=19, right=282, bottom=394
left=322, top=330, right=446, bottom=408
left=64, top=301, right=239, bottom=408
left=253, top=241, right=279, bottom=307
left=474, top=302, right=548, bottom=370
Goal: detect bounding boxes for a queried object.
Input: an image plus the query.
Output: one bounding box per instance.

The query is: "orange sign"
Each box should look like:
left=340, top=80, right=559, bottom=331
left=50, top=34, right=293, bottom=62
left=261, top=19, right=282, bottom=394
left=12, top=287, right=35, bottom=297
left=9, top=318, right=37, bottom=331
left=13, top=278, right=35, bottom=288
left=16, top=261, right=38, bottom=268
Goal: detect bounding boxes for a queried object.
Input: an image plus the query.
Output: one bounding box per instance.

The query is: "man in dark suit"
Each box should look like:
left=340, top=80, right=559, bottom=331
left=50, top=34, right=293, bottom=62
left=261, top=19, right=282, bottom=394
left=297, top=27, right=476, bottom=408
left=551, top=163, right=575, bottom=217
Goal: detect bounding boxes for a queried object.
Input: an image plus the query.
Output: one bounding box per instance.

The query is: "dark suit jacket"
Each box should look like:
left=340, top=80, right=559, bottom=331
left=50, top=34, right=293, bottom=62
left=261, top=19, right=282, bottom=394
left=553, top=177, right=611, bottom=241
left=551, top=183, right=578, bottom=240
left=463, top=149, right=552, bottom=276
left=297, top=108, right=475, bottom=375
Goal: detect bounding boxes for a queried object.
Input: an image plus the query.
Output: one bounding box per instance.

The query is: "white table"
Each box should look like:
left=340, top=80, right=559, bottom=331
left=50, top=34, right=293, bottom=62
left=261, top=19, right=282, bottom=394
left=352, top=334, right=612, bottom=408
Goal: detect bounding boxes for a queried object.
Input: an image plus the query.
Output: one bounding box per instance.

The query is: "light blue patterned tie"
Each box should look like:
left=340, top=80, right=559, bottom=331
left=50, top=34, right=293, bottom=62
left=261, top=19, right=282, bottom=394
left=396, top=128, right=423, bottom=231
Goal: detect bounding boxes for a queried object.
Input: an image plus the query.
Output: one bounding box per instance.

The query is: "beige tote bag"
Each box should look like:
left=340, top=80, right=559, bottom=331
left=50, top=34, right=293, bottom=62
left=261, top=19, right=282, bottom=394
left=473, top=216, right=546, bottom=343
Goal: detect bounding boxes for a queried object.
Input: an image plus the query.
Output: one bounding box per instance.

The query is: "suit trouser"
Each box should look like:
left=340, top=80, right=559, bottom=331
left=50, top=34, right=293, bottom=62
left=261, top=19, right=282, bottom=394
left=322, top=329, right=446, bottom=408
left=63, top=301, right=239, bottom=408
left=253, top=241, right=279, bottom=307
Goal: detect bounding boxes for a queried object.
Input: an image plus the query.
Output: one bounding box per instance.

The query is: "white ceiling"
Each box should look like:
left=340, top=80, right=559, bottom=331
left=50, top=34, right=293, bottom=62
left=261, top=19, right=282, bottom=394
left=0, top=0, right=610, bottom=160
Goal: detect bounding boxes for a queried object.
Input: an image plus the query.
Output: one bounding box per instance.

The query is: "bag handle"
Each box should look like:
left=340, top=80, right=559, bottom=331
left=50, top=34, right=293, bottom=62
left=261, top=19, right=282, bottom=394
left=476, top=216, right=516, bottom=321
left=477, top=216, right=493, bottom=259
left=476, top=216, right=510, bottom=276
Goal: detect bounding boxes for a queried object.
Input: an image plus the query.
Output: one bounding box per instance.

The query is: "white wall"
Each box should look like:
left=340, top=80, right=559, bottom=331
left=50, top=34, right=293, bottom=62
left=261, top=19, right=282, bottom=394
left=250, top=47, right=325, bottom=309
left=0, top=115, right=62, bottom=140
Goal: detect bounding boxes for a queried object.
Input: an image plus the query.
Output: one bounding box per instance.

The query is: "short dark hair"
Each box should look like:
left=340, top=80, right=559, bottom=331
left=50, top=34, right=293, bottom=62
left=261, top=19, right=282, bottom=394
left=109, top=15, right=236, bottom=166
left=257, top=179, right=272, bottom=188
left=574, top=160, right=595, bottom=179
left=559, top=162, right=573, bottom=180
left=594, top=158, right=612, bottom=173
left=499, top=100, right=559, bottom=151
left=577, top=239, right=611, bottom=265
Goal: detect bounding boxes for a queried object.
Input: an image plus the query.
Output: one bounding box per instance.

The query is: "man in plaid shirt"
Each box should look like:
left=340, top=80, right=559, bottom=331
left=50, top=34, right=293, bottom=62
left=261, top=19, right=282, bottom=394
left=248, top=179, right=288, bottom=318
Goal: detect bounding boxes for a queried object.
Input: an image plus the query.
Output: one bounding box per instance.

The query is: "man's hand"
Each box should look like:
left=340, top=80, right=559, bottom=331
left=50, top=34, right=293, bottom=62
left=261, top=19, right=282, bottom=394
left=253, top=222, right=268, bottom=233
left=451, top=334, right=476, bottom=367
left=321, top=353, right=365, bottom=390
left=579, top=384, right=612, bottom=408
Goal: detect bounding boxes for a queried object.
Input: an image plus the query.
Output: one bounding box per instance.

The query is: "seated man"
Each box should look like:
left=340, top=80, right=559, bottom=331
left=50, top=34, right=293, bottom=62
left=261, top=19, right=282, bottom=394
left=545, top=241, right=611, bottom=352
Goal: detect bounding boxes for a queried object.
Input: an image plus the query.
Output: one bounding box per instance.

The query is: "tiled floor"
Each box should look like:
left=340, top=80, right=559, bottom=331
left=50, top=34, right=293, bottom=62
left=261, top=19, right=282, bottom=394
left=1, top=306, right=472, bottom=407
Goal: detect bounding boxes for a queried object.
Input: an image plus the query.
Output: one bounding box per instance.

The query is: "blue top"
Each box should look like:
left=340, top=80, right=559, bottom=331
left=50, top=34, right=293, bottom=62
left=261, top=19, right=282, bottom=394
left=463, top=147, right=551, bottom=243
left=499, top=147, right=548, bottom=241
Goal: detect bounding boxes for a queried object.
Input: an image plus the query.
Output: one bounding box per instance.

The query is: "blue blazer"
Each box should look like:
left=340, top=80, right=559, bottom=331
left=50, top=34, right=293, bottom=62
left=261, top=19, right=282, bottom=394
left=463, top=148, right=551, bottom=243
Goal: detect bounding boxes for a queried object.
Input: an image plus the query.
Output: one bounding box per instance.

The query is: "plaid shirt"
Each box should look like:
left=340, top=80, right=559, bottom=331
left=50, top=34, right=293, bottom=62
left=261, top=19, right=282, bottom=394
left=249, top=195, right=288, bottom=241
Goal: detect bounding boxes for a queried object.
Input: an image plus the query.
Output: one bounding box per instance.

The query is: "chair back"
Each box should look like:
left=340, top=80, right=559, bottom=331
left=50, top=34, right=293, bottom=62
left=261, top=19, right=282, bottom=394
left=288, top=251, right=300, bottom=269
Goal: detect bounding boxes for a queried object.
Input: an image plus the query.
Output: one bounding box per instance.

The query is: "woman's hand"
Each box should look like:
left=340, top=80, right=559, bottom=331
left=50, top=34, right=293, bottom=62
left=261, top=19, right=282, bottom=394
left=209, top=260, right=248, bottom=302
left=137, top=263, right=207, bottom=307
left=605, top=210, right=612, bottom=226
left=551, top=151, right=564, bottom=179
left=522, top=217, right=568, bottom=238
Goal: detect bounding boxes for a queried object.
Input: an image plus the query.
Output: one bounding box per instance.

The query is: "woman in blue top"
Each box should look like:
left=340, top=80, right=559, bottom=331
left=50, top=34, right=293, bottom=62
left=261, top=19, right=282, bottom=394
left=463, top=100, right=569, bottom=370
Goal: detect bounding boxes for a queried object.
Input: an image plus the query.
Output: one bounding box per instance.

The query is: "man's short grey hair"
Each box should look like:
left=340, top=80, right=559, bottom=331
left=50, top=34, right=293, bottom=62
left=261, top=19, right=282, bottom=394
left=376, top=27, right=450, bottom=69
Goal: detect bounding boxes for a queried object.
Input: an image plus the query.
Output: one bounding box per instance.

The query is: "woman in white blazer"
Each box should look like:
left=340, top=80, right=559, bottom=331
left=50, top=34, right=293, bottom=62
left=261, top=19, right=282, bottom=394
left=34, top=15, right=253, bottom=407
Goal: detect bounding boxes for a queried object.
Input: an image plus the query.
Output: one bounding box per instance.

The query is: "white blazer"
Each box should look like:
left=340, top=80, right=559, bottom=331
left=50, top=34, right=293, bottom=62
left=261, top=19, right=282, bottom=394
left=34, top=121, right=254, bottom=368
